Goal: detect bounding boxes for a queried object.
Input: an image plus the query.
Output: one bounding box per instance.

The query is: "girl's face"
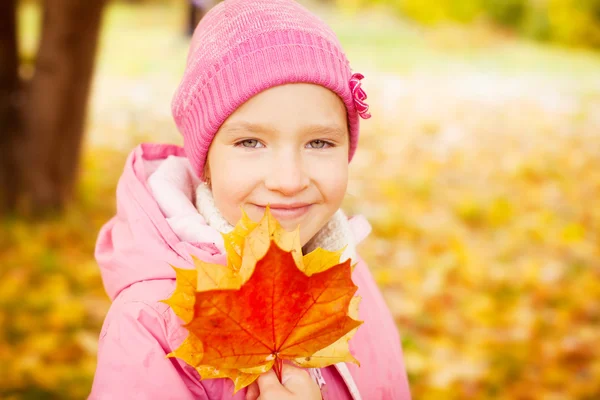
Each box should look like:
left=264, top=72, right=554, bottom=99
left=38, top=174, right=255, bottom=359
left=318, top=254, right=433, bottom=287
left=206, top=83, right=349, bottom=246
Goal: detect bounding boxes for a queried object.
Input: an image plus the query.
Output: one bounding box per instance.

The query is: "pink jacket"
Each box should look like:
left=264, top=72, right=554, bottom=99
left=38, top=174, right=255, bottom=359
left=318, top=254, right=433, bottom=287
left=90, top=143, right=411, bottom=400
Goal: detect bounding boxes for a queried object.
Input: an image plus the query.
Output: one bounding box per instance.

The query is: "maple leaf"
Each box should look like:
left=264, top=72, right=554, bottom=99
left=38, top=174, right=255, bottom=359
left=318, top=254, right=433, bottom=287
left=162, top=266, right=197, bottom=323
left=164, top=208, right=363, bottom=392
left=221, top=209, right=258, bottom=272
left=187, top=242, right=361, bottom=372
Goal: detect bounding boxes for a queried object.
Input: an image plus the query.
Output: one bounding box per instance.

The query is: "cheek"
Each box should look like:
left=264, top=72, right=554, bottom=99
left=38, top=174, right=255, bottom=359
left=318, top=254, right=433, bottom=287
left=208, top=155, right=258, bottom=226
left=311, top=158, right=348, bottom=204
left=212, top=181, right=243, bottom=224
left=326, top=173, right=348, bottom=210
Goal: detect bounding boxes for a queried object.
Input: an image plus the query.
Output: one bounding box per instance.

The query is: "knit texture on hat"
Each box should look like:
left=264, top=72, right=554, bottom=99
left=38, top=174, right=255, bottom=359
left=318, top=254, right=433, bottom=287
left=171, top=0, right=362, bottom=179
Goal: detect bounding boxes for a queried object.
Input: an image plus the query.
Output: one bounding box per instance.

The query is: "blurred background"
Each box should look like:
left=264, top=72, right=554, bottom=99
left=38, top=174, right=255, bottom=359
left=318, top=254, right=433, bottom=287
left=1, top=0, right=599, bottom=398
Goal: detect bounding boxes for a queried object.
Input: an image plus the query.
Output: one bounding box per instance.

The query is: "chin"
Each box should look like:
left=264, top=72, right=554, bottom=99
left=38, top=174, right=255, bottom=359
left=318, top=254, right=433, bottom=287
left=278, top=220, right=303, bottom=233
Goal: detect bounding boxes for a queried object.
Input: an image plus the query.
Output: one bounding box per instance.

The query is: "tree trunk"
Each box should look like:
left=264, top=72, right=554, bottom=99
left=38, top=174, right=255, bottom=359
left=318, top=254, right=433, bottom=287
left=16, top=0, right=108, bottom=215
left=188, top=2, right=206, bottom=36
left=188, top=1, right=222, bottom=36
left=0, top=0, right=21, bottom=214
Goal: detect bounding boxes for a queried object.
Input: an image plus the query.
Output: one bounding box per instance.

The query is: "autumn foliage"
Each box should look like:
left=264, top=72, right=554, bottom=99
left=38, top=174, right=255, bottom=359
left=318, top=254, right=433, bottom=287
left=3, top=3, right=600, bottom=399
left=163, top=209, right=362, bottom=391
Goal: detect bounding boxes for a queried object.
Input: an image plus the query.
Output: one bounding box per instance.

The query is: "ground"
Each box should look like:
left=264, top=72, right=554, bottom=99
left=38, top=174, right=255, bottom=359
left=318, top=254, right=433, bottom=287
left=1, top=1, right=600, bottom=398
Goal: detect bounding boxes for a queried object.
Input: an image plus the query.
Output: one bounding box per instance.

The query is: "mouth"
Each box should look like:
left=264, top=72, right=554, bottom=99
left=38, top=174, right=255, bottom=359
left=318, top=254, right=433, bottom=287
left=252, top=203, right=313, bottom=221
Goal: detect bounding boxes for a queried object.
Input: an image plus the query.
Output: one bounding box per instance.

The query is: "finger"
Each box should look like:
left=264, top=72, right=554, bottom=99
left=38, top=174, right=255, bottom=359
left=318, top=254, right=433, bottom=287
left=279, top=364, right=313, bottom=394
left=245, top=382, right=259, bottom=400
left=257, top=368, right=284, bottom=394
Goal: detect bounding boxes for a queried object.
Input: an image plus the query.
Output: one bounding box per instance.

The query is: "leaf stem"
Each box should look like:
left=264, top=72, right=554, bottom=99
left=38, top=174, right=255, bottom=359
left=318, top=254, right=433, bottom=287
left=274, top=357, right=283, bottom=383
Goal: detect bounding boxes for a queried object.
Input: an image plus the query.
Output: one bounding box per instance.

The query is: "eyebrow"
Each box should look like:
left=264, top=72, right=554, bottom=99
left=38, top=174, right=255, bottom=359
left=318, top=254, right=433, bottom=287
left=220, top=122, right=277, bottom=136
left=304, top=124, right=347, bottom=139
left=220, top=122, right=347, bottom=139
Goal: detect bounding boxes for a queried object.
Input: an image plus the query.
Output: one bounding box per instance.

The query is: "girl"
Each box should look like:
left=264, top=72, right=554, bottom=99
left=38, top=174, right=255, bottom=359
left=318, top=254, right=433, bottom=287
left=90, top=0, right=411, bottom=399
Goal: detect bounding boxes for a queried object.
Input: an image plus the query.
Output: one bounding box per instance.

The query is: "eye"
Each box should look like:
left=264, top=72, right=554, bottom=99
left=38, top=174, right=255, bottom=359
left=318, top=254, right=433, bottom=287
left=307, top=140, right=332, bottom=149
left=236, top=139, right=264, bottom=148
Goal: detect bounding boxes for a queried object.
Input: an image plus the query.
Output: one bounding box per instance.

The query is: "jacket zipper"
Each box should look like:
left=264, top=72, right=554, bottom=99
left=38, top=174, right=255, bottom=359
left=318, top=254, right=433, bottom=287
left=310, top=368, right=327, bottom=400
left=312, top=368, right=326, bottom=388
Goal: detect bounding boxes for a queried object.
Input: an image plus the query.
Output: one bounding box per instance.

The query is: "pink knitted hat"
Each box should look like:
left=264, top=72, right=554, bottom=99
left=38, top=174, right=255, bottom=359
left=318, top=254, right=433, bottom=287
left=172, top=0, right=371, bottom=179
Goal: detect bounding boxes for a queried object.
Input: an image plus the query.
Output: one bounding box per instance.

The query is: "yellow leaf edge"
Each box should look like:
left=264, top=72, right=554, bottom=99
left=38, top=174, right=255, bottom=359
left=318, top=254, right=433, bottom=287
left=293, top=296, right=363, bottom=369
left=160, top=265, right=198, bottom=324
left=166, top=334, right=265, bottom=393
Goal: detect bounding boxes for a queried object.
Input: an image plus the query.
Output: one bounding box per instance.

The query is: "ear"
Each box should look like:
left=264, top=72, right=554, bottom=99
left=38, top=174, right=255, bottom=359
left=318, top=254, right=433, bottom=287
left=203, top=160, right=210, bottom=178
left=203, top=163, right=211, bottom=186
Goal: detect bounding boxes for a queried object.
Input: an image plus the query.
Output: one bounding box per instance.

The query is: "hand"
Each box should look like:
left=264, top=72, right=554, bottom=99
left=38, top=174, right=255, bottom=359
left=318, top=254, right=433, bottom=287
left=245, top=364, right=322, bottom=400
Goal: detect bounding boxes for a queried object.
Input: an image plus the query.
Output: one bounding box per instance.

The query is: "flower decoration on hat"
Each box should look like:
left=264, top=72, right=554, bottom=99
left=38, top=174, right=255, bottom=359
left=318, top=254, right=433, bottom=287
left=349, top=73, right=371, bottom=119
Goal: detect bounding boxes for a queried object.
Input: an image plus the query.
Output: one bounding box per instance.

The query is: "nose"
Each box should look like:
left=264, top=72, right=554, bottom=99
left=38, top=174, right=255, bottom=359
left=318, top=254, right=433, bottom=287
left=264, top=151, right=309, bottom=196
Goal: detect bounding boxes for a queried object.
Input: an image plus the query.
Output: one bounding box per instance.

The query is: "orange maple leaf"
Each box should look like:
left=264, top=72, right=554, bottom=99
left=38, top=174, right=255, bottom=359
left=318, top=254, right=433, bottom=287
left=164, top=208, right=363, bottom=391
left=187, top=242, right=361, bottom=379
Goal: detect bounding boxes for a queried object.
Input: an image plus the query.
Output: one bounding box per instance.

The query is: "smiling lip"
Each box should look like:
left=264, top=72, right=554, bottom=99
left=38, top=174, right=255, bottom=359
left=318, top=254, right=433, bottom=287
left=254, top=203, right=312, bottom=220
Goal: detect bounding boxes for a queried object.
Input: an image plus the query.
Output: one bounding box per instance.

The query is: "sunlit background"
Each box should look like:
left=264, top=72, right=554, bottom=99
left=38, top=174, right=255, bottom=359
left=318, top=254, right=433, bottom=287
left=1, top=0, right=600, bottom=398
